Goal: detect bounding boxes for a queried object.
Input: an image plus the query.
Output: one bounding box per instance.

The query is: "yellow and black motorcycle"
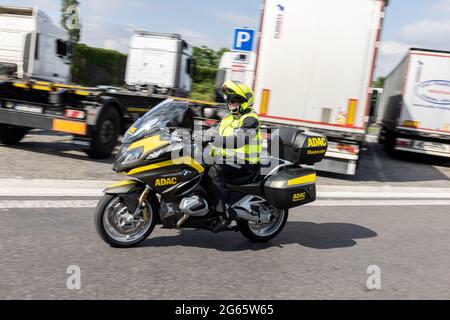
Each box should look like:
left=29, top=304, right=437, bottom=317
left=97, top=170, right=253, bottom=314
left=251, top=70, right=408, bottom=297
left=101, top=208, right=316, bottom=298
left=95, top=99, right=328, bottom=247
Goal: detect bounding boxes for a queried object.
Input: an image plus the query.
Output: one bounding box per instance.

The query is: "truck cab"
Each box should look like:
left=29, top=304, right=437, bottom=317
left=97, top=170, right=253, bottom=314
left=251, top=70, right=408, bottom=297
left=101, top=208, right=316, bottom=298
left=125, top=31, right=194, bottom=97
left=0, top=5, right=72, bottom=83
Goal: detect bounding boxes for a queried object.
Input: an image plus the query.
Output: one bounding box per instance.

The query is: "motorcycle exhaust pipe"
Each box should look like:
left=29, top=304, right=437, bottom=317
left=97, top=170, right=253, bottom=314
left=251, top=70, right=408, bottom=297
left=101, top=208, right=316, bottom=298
left=177, top=214, right=189, bottom=228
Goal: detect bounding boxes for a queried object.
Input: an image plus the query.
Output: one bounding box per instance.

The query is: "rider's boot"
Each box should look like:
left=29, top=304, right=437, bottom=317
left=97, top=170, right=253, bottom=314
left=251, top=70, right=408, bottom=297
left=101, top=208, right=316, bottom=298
left=211, top=205, right=237, bottom=232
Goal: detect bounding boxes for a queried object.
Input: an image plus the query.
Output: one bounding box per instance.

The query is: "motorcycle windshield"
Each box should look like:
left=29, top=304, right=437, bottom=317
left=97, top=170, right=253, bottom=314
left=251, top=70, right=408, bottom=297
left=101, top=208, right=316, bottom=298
left=122, top=99, right=189, bottom=144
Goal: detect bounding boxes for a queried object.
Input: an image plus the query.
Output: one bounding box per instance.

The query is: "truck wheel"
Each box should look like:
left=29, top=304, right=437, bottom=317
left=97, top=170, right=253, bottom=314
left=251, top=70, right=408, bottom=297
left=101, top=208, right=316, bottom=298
left=378, top=128, right=386, bottom=144
left=384, top=131, right=396, bottom=154
left=0, top=125, right=28, bottom=145
left=86, top=108, right=120, bottom=159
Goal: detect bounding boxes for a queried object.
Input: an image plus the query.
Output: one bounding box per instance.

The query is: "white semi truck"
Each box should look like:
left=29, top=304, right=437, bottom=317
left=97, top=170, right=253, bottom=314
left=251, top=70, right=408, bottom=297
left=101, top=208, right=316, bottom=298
left=379, top=48, right=450, bottom=158
left=125, top=31, right=194, bottom=97
left=252, top=0, right=386, bottom=175
left=0, top=5, right=72, bottom=83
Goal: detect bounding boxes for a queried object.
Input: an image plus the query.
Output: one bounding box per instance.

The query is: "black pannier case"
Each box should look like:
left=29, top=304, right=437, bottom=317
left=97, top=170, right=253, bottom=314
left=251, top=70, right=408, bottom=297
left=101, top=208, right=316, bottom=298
left=269, top=127, right=328, bottom=165
left=264, top=167, right=316, bottom=209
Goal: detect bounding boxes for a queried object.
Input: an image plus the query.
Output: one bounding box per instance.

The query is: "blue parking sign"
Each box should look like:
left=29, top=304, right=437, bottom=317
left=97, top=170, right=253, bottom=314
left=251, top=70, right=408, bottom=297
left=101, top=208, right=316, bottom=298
left=232, top=28, right=255, bottom=52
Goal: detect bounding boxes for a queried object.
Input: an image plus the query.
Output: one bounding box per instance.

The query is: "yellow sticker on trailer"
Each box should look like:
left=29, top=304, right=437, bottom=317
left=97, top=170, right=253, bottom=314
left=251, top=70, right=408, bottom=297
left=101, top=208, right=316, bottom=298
left=52, top=119, right=87, bottom=135
left=260, top=89, right=270, bottom=115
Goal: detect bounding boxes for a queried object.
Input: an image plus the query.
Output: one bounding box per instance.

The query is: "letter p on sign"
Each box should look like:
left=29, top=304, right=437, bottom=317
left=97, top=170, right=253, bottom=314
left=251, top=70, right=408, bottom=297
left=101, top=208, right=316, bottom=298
left=233, top=29, right=255, bottom=52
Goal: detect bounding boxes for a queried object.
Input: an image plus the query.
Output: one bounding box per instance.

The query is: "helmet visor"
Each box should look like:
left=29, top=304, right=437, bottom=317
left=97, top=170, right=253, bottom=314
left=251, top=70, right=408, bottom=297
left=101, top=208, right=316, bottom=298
left=225, top=94, right=247, bottom=104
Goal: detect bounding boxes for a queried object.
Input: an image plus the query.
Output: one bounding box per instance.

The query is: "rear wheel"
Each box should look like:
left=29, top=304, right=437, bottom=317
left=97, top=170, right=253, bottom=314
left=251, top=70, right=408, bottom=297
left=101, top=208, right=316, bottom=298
left=0, top=125, right=28, bottom=145
left=86, top=108, right=120, bottom=159
left=94, top=194, right=157, bottom=247
left=238, top=207, right=288, bottom=242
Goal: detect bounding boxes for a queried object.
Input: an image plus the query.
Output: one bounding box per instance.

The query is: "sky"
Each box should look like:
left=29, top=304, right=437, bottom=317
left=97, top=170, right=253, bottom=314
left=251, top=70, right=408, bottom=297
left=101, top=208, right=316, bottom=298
left=3, top=0, right=450, bottom=78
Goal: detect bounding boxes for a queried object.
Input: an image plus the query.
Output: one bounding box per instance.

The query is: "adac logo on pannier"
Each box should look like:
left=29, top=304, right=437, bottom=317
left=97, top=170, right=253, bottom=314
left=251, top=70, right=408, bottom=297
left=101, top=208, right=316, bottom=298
left=155, top=177, right=177, bottom=187
left=292, top=192, right=307, bottom=202
left=307, top=137, right=327, bottom=148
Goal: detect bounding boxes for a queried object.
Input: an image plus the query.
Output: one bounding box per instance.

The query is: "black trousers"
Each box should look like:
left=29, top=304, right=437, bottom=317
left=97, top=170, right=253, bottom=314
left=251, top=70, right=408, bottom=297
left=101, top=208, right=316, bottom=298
left=206, top=162, right=260, bottom=213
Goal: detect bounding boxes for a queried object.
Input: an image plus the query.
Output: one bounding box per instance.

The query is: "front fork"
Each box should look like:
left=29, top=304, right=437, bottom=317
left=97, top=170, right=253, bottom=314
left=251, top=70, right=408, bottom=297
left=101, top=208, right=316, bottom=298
left=104, top=181, right=152, bottom=217
left=132, top=185, right=152, bottom=218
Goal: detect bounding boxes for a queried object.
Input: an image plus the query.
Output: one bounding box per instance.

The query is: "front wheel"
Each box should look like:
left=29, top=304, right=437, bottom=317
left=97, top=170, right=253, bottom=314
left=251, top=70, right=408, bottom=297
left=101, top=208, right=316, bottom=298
left=94, top=194, right=157, bottom=247
left=238, top=208, right=288, bottom=242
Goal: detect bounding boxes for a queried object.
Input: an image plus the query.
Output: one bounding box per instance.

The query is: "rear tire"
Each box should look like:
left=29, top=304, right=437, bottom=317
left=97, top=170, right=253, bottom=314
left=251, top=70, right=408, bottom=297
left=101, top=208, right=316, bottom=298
left=0, top=125, right=28, bottom=145
left=86, top=108, right=120, bottom=159
left=238, top=209, right=288, bottom=242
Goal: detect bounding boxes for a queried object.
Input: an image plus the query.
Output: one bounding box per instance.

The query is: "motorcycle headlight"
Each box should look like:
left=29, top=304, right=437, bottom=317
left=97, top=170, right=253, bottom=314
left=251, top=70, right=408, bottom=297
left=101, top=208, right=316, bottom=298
left=122, top=147, right=143, bottom=164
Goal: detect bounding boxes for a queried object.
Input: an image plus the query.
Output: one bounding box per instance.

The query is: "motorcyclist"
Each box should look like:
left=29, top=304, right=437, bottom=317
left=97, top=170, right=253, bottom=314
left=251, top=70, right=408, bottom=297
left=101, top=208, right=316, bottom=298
left=205, top=80, right=263, bottom=231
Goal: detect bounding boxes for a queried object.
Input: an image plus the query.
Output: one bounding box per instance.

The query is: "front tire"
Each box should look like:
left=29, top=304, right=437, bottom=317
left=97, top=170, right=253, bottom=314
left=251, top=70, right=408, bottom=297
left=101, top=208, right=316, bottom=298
left=94, top=194, right=157, bottom=247
left=238, top=209, right=288, bottom=242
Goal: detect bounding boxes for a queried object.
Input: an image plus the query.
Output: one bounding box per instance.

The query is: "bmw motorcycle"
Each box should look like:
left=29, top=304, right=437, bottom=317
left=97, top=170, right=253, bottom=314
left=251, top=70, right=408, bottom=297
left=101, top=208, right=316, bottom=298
left=94, top=99, right=328, bottom=247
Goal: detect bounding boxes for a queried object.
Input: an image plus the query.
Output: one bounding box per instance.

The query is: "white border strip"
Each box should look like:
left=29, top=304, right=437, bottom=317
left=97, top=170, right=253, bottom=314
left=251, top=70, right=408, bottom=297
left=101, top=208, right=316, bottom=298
left=308, top=200, right=450, bottom=207
left=0, top=200, right=98, bottom=209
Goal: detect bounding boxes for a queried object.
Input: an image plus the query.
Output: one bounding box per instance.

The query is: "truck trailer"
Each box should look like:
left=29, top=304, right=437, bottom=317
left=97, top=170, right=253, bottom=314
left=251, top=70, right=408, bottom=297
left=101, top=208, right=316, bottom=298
left=379, top=48, right=450, bottom=158
left=252, top=0, right=386, bottom=175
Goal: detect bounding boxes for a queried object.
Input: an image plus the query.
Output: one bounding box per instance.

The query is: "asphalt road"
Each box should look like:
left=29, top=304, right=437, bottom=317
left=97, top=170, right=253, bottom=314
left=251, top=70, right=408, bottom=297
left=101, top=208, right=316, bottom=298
left=1, top=203, right=449, bottom=300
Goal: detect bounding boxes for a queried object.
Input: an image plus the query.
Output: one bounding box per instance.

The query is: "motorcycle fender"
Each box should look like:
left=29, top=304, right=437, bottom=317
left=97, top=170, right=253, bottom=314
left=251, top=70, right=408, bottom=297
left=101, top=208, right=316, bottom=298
left=103, top=180, right=140, bottom=195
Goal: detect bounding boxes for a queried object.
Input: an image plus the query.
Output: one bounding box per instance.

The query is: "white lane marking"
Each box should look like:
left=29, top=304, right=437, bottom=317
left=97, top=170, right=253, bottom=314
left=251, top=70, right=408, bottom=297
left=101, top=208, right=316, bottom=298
left=0, top=188, right=104, bottom=197
left=307, top=200, right=450, bottom=207
left=318, top=192, right=450, bottom=199
left=0, top=199, right=449, bottom=209
left=0, top=200, right=98, bottom=209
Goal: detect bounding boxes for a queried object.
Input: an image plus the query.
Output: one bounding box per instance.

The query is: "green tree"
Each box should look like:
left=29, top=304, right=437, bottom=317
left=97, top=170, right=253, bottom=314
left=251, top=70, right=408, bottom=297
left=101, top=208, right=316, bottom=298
left=191, top=46, right=229, bottom=101
left=61, top=0, right=81, bottom=43
left=372, top=76, right=386, bottom=88
left=71, top=43, right=127, bottom=86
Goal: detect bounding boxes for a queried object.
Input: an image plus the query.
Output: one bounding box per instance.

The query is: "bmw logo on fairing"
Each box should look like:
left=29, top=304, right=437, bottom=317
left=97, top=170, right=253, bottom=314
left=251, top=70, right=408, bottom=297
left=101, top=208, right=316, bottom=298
left=182, top=169, right=192, bottom=176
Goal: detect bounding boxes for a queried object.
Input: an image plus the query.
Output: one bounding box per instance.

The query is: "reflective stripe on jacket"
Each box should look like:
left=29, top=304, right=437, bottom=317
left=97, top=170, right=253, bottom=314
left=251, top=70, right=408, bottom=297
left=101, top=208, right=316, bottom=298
left=215, top=111, right=263, bottom=164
